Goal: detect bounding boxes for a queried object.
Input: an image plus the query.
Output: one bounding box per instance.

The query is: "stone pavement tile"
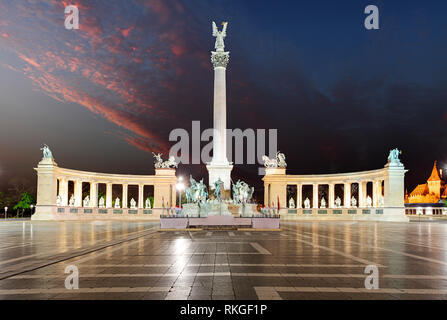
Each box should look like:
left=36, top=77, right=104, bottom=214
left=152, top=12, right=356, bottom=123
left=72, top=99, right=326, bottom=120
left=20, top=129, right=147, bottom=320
left=188, top=294, right=212, bottom=300
left=212, top=295, right=235, bottom=300
left=212, top=288, right=234, bottom=296
left=141, top=292, right=168, bottom=300
left=190, top=286, right=212, bottom=295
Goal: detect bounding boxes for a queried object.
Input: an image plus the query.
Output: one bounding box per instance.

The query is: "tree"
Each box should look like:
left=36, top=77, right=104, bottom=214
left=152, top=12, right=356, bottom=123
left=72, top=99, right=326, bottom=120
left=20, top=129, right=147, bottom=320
left=13, top=192, right=35, bottom=217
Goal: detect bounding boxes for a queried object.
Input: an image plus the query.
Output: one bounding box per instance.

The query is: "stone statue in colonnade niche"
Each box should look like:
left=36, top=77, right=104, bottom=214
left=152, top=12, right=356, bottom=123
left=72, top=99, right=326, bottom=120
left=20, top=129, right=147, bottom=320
left=350, top=196, right=357, bottom=208
left=99, top=197, right=105, bottom=208
left=366, top=196, right=372, bottom=207
left=56, top=195, right=62, bottom=206
left=115, top=197, right=121, bottom=208
left=320, top=197, right=326, bottom=208
left=289, top=197, right=295, bottom=209
left=83, top=195, right=90, bottom=207
left=130, top=198, right=137, bottom=209
left=335, top=196, right=341, bottom=208
left=304, top=197, right=310, bottom=209
left=69, top=194, right=75, bottom=206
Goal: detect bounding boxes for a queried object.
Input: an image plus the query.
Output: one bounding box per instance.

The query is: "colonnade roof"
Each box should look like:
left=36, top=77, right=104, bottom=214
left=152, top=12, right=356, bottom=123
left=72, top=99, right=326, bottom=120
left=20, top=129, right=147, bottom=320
left=50, top=166, right=178, bottom=184
left=264, top=167, right=388, bottom=183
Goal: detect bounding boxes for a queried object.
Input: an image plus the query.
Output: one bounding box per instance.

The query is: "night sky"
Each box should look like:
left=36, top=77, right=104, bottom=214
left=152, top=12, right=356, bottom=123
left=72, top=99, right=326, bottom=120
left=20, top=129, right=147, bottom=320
left=0, top=0, right=446, bottom=198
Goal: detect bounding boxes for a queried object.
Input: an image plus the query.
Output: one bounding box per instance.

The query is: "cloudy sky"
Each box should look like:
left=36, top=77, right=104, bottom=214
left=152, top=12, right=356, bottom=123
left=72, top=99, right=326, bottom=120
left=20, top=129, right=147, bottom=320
left=0, top=0, right=446, bottom=195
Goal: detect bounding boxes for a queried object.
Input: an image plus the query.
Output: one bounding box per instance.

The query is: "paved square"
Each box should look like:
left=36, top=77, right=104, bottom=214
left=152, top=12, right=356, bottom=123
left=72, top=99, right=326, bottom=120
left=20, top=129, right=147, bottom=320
left=1, top=220, right=447, bottom=300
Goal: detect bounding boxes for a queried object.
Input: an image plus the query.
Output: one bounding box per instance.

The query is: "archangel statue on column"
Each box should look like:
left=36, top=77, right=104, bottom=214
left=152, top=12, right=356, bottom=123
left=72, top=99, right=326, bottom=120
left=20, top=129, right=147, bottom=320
left=212, top=21, right=228, bottom=52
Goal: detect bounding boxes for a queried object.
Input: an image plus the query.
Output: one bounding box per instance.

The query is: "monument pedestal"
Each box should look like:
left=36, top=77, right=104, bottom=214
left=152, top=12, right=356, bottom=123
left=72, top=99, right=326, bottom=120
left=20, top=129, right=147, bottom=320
left=206, top=162, right=233, bottom=191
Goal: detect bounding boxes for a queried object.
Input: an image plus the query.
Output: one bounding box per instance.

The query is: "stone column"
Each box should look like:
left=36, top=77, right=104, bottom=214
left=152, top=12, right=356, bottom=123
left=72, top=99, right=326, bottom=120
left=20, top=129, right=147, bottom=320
left=74, top=180, right=82, bottom=207
left=296, top=184, right=302, bottom=208
left=358, top=181, right=365, bottom=208
left=138, top=184, right=144, bottom=208
left=373, top=181, right=380, bottom=207
left=313, top=184, right=319, bottom=208
left=206, top=34, right=233, bottom=190
left=328, top=184, right=335, bottom=208
left=59, top=178, right=69, bottom=206
left=106, top=183, right=113, bottom=208
left=90, top=182, right=98, bottom=207
left=344, top=182, right=351, bottom=208
left=122, top=184, right=128, bottom=208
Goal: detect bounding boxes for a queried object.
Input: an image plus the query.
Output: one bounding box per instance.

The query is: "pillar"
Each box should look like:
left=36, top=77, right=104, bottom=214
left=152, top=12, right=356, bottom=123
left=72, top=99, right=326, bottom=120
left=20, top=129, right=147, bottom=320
left=384, top=167, right=406, bottom=207
left=138, top=184, right=144, bottom=208
left=344, top=182, right=351, bottom=208
left=296, top=184, right=302, bottom=208
left=122, top=184, right=128, bottom=208
left=373, top=181, right=380, bottom=207
left=33, top=157, right=58, bottom=220
left=328, top=183, right=335, bottom=208
left=106, top=183, right=112, bottom=208
left=90, top=182, right=98, bottom=207
left=74, top=180, right=82, bottom=207
left=313, top=184, right=319, bottom=208
left=206, top=36, right=233, bottom=190
left=358, top=181, right=365, bottom=208
left=59, top=178, right=69, bottom=206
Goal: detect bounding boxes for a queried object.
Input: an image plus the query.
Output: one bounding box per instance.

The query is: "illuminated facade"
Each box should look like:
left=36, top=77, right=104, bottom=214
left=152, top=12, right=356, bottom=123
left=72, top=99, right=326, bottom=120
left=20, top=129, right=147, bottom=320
left=406, top=161, right=446, bottom=204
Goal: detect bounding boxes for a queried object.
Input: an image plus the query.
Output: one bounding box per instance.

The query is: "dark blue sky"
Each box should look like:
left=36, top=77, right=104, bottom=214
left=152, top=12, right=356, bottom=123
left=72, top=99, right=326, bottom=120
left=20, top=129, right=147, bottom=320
left=0, top=0, right=446, bottom=195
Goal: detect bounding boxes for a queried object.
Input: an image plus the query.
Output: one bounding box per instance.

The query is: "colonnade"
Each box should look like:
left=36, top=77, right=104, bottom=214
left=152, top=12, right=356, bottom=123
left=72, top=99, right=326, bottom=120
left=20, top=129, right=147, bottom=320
left=33, top=157, right=178, bottom=220
left=262, top=161, right=408, bottom=221
left=290, top=180, right=383, bottom=209
left=57, top=179, right=154, bottom=209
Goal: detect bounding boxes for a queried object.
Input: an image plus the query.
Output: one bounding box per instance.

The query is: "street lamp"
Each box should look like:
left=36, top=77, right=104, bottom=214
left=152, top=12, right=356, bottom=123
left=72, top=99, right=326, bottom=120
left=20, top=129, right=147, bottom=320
left=4, top=206, right=7, bottom=220
left=30, top=204, right=34, bottom=216
left=176, top=176, right=185, bottom=208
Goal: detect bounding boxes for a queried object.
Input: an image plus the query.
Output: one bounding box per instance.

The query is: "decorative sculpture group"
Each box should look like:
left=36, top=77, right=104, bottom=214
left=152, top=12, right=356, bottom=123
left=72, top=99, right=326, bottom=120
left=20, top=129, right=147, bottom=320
left=262, top=151, right=287, bottom=168
left=40, top=144, right=53, bottom=159
left=232, top=180, right=254, bottom=204
left=185, top=176, right=208, bottom=204
left=213, top=178, right=224, bottom=202
left=388, top=148, right=402, bottom=164
left=152, top=152, right=178, bottom=169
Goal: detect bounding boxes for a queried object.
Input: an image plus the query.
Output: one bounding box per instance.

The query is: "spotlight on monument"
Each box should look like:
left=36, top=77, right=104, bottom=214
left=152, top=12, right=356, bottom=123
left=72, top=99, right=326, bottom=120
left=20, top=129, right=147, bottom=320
left=4, top=206, right=7, bottom=220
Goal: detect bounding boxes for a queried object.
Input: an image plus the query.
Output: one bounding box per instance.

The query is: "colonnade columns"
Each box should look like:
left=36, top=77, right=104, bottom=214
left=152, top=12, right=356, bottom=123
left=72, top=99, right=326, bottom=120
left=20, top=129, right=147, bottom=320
left=312, top=184, right=319, bottom=208
left=373, top=181, right=380, bottom=207
left=122, top=184, right=128, bottom=208
left=138, top=184, right=144, bottom=209
left=344, top=182, right=351, bottom=208
left=74, top=180, right=82, bottom=207
left=106, top=183, right=113, bottom=208
left=59, top=178, right=69, bottom=206
left=328, top=184, right=335, bottom=208
left=358, top=182, right=365, bottom=207
left=90, top=182, right=98, bottom=207
left=296, top=184, right=302, bottom=208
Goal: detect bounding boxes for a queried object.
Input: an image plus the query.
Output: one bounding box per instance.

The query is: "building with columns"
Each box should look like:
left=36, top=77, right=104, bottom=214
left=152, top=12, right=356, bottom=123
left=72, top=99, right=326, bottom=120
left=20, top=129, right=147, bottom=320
left=263, top=156, right=408, bottom=222
left=32, top=156, right=177, bottom=221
